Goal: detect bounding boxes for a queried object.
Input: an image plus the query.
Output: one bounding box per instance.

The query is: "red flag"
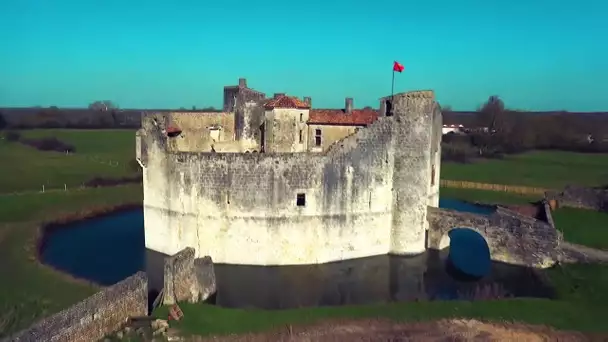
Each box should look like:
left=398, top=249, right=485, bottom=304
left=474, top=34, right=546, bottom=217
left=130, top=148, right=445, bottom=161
left=393, top=61, right=404, bottom=73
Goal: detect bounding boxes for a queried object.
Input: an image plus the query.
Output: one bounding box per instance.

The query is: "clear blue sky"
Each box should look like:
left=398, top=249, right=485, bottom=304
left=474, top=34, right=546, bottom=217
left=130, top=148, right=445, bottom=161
left=1, top=0, right=607, bottom=111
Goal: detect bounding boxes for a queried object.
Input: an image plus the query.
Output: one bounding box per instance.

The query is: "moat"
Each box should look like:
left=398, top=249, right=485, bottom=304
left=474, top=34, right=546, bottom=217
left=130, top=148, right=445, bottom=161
left=40, top=199, right=553, bottom=308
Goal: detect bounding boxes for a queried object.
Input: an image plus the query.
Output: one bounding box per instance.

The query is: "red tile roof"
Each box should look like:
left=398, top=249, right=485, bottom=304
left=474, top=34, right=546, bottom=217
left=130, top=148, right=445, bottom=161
left=264, top=95, right=311, bottom=110
left=308, top=109, right=378, bottom=126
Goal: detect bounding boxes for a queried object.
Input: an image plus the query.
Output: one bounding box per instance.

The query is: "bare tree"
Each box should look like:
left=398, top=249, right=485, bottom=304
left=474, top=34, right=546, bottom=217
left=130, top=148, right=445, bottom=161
left=88, top=100, right=118, bottom=112
left=477, top=96, right=505, bottom=131
left=89, top=101, right=119, bottom=127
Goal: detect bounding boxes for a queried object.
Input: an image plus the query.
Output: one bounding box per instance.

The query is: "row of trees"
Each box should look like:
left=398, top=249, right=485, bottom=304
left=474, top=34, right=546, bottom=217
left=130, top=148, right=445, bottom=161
left=0, top=101, right=220, bottom=130
left=442, top=96, right=608, bottom=162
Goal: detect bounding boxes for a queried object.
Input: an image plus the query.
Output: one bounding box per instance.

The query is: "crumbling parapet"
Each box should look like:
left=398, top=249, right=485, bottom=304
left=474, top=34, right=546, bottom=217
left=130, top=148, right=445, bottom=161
left=163, top=247, right=216, bottom=305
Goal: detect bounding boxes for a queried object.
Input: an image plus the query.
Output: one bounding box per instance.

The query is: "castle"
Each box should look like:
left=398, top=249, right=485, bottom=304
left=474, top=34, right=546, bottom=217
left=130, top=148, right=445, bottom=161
left=136, top=78, right=443, bottom=267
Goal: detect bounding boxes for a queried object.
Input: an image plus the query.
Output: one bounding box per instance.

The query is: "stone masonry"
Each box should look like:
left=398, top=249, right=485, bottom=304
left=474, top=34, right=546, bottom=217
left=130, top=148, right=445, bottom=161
left=137, top=83, right=560, bottom=270
left=4, top=272, right=147, bottom=342
left=163, top=247, right=216, bottom=305
left=427, top=206, right=560, bottom=268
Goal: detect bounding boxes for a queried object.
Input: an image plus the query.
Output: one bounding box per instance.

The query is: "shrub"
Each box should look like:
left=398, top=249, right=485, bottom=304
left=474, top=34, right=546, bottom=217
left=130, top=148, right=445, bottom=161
left=84, top=176, right=142, bottom=188
left=20, top=137, right=76, bottom=153
left=4, top=131, right=20, bottom=142
left=441, top=142, right=477, bottom=163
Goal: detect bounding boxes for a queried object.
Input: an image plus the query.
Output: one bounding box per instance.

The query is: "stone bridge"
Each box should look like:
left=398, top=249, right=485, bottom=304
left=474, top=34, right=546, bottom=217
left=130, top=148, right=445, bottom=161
left=426, top=206, right=561, bottom=268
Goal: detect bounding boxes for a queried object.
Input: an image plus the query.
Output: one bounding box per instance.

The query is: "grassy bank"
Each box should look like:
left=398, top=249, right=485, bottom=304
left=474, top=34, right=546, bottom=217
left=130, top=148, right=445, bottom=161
left=0, top=129, right=136, bottom=194
left=552, top=207, right=608, bottom=250
left=156, top=263, right=608, bottom=336
left=439, top=187, right=539, bottom=205
left=0, top=184, right=142, bottom=337
left=442, top=150, right=608, bottom=189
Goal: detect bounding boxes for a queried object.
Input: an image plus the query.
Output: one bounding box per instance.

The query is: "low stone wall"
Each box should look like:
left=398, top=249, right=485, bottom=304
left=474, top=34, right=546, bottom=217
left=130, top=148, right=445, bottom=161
left=547, top=185, right=608, bottom=211
left=427, top=206, right=560, bottom=268
left=163, top=247, right=216, bottom=305
left=4, top=272, right=147, bottom=342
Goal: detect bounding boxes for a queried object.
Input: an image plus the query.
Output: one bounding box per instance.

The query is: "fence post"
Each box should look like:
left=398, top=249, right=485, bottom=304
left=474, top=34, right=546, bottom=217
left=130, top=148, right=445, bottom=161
left=64, top=184, right=67, bottom=191
left=42, top=185, right=45, bottom=193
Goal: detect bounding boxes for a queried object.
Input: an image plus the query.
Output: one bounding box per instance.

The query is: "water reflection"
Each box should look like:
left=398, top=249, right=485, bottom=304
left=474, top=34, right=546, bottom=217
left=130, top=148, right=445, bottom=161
left=439, top=198, right=495, bottom=215
left=40, top=203, right=553, bottom=310
left=211, top=249, right=552, bottom=309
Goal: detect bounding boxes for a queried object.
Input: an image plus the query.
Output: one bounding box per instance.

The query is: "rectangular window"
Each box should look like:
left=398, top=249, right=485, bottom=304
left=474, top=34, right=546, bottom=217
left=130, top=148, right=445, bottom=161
left=431, top=165, right=436, bottom=186
left=299, top=129, right=303, bottom=143
left=315, top=129, right=322, bottom=147
left=300, top=113, right=303, bottom=122
left=296, top=193, right=306, bottom=206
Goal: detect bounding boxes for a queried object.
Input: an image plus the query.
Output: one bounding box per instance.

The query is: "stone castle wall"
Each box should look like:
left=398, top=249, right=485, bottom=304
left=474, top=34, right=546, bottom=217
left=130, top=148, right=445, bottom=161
left=4, top=272, right=147, bottom=342
left=140, top=91, right=441, bottom=266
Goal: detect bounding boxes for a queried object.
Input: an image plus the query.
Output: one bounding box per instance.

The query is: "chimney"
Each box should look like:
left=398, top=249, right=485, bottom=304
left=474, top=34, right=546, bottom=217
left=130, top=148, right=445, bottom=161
left=273, top=93, right=285, bottom=99
left=345, top=97, right=353, bottom=114
left=303, top=97, right=311, bottom=106
left=238, top=78, right=247, bottom=88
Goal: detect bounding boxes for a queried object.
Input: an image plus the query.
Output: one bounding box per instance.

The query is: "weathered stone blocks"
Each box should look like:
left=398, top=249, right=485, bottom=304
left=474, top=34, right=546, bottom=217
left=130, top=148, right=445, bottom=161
left=4, top=272, right=147, bottom=342
left=163, top=247, right=216, bottom=305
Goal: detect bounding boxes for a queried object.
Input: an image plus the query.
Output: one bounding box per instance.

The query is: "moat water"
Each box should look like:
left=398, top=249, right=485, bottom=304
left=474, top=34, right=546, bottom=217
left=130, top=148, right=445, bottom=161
left=40, top=199, right=553, bottom=308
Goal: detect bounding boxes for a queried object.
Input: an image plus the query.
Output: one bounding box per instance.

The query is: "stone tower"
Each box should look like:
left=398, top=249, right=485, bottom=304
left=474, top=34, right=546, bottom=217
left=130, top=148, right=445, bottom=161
left=387, top=91, right=438, bottom=255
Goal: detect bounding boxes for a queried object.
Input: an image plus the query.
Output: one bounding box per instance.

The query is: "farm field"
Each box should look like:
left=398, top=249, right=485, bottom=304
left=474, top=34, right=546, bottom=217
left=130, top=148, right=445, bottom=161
left=441, top=150, right=608, bottom=189
left=0, top=129, right=137, bottom=194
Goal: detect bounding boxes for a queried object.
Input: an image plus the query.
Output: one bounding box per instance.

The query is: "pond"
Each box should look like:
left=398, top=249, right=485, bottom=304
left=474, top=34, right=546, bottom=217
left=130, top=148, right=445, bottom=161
left=40, top=199, right=552, bottom=308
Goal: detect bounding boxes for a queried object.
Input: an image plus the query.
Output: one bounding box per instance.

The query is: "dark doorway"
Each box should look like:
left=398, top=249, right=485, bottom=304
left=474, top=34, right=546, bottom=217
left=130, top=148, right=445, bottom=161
left=259, top=124, right=265, bottom=153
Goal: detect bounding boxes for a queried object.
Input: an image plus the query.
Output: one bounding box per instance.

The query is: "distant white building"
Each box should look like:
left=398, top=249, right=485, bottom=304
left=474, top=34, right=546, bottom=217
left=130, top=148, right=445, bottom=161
left=442, top=124, right=464, bottom=135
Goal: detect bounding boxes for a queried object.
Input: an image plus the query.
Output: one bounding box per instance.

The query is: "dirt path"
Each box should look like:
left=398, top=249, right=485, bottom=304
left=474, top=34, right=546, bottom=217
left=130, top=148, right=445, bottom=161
left=183, top=319, right=604, bottom=342
left=561, top=242, right=608, bottom=264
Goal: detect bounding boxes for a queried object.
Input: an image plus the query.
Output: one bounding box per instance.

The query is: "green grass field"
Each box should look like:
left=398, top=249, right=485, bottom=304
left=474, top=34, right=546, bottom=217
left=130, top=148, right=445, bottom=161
left=442, top=150, right=608, bottom=189
left=0, top=185, right=142, bottom=336
left=0, top=129, right=137, bottom=194
left=440, top=187, right=540, bottom=204
left=552, top=207, right=608, bottom=250
left=157, top=263, right=608, bottom=336
left=1, top=129, right=608, bottom=337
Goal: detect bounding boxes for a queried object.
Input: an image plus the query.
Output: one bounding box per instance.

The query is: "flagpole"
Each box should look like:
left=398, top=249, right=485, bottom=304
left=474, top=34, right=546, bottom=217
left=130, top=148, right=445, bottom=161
left=391, top=69, right=395, bottom=100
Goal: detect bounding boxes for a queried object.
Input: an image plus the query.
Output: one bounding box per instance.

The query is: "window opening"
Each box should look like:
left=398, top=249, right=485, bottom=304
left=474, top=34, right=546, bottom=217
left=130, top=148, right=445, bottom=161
left=296, top=193, right=306, bottom=206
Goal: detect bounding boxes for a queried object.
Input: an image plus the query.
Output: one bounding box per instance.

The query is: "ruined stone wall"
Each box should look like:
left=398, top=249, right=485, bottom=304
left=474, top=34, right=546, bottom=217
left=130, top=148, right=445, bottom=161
left=5, top=272, right=147, bottom=342
left=428, top=106, right=442, bottom=208
left=163, top=247, right=216, bottom=305
left=308, top=124, right=358, bottom=152
left=548, top=185, right=608, bottom=211
left=426, top=207, right=559, bottom=268
left=234, top=99, right=265, bottom=152
left=141, top=91, right=438, bottom=266
left=168, top=112, right=238, bottom=152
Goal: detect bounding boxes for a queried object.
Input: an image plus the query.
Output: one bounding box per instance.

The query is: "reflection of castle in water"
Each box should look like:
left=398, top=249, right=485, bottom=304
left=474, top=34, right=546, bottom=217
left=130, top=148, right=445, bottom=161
left=210, top=250, right=553, bottom=309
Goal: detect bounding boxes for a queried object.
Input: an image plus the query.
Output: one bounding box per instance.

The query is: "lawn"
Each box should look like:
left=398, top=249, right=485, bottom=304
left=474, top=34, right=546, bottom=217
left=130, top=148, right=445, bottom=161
left=156, top=263, right=608, bottom=336
left=0, top=129, right=137, bottom=194
left=552, top=207, right=608, bottom=250
left=440, top=187, right=540, bottom=205
left=442, top=150, right=608, bottom=189
left=1, top=185, right=607, bottom=337
left=0, top=185, right=142, bottom=337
